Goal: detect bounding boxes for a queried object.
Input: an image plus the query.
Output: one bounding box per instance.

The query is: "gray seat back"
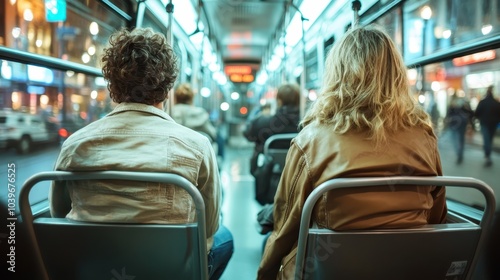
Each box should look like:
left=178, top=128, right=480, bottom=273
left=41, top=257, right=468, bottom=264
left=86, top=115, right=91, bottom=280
left=295, top=176, right=496, bottom=280
left=19, top=171, right=208, bottom=280
left=263, top=133, right=297, bottom=173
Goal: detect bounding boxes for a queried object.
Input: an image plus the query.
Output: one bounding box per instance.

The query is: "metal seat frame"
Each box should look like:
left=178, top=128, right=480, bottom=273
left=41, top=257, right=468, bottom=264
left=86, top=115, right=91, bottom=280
left=20, top=171, right=209, bottom=280
left=294, top=176, right=496, bottom=280
left=262, top=133, right=297, bottom=172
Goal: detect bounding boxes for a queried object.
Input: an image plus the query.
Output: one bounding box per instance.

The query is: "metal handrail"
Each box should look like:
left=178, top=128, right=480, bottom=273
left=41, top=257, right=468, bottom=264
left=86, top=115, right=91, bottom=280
left=20, top=170, right=208, bottom=280
left=0, top=46, right=102, bottom=76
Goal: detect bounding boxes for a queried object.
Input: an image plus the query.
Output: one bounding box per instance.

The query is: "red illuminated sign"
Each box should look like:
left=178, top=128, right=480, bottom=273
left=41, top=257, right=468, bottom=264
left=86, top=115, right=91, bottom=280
left=229, top=74, right=254, bottom=83
left=452, top=50, right=496, bottom=67
left=225, top=65, right=252, bottom=75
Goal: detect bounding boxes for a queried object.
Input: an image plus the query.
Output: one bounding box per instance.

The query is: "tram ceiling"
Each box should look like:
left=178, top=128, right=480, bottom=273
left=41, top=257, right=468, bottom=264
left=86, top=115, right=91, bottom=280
left=200, top=0, right=288, bottom=71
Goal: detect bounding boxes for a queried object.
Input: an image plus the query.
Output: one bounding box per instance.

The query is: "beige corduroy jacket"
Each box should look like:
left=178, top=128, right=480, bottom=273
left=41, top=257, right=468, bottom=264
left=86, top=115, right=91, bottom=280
left=50, top=102, right=221, bottom=251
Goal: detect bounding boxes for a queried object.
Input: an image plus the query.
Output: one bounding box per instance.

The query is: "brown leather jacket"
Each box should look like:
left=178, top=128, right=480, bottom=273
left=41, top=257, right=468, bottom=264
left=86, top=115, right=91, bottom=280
left=257, top=123, right=447, bottom=280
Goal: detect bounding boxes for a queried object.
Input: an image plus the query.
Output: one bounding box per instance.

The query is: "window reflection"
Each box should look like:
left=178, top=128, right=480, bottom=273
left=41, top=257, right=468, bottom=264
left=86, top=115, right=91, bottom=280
left=0, top=60, right=112, bottom=126
left=1, top=0, right=127, bottom=68
left=404, top=0, right=500, bottom=61
left=409, top=48, right=500, bottom=133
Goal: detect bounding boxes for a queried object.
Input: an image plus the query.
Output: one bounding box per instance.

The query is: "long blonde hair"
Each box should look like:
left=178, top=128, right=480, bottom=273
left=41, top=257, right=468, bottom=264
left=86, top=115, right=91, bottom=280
left=300, top=25, right=432, bottom=145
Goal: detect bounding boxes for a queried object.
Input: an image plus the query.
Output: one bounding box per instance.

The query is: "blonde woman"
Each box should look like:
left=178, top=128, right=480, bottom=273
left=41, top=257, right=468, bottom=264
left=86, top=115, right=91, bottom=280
left=257, top=25, right=447, bottom=279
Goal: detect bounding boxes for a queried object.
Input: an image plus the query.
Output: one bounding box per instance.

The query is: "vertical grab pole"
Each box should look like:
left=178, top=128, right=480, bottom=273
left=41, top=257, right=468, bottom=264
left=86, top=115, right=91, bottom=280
left=165, top=0, right=174, bottom=114
left=299, top=14, right=307, bottom=120
left=135, top=0, right=147, bottom=28
left=281, top=2, right=288, bottom=85
left=289, top=3, right=309, bottom=119
left=352, top=0, right=362, bottom=27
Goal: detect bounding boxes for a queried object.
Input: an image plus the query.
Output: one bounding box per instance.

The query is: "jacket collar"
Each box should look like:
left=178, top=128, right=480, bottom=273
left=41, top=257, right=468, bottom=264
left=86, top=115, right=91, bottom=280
left=107, top=102, right=175, bottom=122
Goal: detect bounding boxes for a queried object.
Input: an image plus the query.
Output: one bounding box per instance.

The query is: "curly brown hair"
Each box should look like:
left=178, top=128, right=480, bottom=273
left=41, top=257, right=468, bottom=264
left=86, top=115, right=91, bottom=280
left=101, top=27, right=179, bottom=105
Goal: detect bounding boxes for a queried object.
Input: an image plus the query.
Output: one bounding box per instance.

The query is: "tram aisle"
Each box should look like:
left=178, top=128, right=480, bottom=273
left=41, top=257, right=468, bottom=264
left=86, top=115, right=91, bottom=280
left=219, top=136, right=266, bottom=280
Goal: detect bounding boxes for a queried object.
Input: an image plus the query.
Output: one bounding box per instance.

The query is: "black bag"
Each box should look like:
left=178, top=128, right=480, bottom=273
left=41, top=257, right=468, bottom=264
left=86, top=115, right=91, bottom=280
left=256, top=204, right=274, bottom=234
left=254, top=156, right=281, bottom=205
left=249, top=151, right=260, bottom=177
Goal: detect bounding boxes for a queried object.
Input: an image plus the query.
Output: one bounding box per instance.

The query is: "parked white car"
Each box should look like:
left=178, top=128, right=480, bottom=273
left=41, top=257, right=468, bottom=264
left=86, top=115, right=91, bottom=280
left=0, top=109, right=59, bottom=154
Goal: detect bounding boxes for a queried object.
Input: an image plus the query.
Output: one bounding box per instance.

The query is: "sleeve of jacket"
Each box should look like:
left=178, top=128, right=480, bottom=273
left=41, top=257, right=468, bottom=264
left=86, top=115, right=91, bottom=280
left=49, top=181, right=71, bottom=218
left=49, top=151, right=72, bottom=218
left=197, top=136, right=221, bottom=238
left=257, top=142, right=312, bottom=280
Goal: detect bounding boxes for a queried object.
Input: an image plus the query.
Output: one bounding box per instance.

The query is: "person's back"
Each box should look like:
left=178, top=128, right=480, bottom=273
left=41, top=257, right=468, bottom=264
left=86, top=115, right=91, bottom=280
left=51, top=105, right=218, bottom=225
left=244, top=85, right=300, bottom=151
left=244, top=84, right=301, bottom=176
left=50, top=27, right=232, bottom=280
left=475, top=86, right=500, bottom=125
left=474, top=86, right=500, bottom=166
left=257, top=25, right=446, bottom=280
left=445, top=93, right=473, bottom=164
left=172, top=83, right=217, bottom=142
left=290, top=125, right=444, bottom=230
left=446, top=94, right=473, bottom=129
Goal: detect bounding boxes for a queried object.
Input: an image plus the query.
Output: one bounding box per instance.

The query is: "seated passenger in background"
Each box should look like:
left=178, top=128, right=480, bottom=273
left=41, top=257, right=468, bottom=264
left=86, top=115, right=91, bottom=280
left=243, top=83, right=301, bottom=176
left=171, top=83, right=217, bottom=142
left=49, top=27, right=233, bottom=280
left=257, top=25, right=447, bottom=280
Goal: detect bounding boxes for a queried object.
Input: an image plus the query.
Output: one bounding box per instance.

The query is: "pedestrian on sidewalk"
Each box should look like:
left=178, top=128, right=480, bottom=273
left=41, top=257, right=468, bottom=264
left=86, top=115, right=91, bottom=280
left=444, top=91, right=474, bottom=164
left=474, top=85, right=500, bottom=167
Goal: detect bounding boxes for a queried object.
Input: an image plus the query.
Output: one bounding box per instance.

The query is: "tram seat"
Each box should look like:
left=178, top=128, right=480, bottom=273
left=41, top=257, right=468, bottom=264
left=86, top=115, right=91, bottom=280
left=255, top=133, right=297, bottom=205
left=484, top=209, right=500, bottom=279
left=263, top=133, right=297, bottom=169
left=294, top=176, right=496, bottom=280
left=19, top=171, right=209, bottom=280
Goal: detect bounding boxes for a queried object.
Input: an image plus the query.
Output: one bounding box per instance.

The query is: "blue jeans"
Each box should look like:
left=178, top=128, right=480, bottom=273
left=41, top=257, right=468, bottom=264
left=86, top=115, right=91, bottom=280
left=216, top=132, right=225, bottom=159
left=208, top=225, right=234, bottom=280
left=480, top=123, right=497, bottom=159
left=451, top=124, right=467, bottom=160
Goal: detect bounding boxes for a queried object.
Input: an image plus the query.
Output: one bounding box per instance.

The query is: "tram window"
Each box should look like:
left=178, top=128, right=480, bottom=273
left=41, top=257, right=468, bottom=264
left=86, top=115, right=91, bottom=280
left=402, top=0, right=500, bottom=61
left=305, top=49, right=319, bottom=90
left=3, top=0, right=127, bottom=66
left=72, top=0, right=137, bottom=15
left=142, top=9, right=169, bottom=35
left=324, top=36, right=335, bottom=59
left=0, top=60, right=110, bottom=210
left=174, top=41, right=183, bottom=75
left=361, top=0, right=397, bottom=21
left=373, top=8, right=402, bottom=52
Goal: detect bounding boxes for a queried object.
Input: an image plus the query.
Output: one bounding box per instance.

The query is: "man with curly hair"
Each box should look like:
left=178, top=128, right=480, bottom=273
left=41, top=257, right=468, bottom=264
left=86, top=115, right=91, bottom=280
left=49, top=27, right=233, bottom=279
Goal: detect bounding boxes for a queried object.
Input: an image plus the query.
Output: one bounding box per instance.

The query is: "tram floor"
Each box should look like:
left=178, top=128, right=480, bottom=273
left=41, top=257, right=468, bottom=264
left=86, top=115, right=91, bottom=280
left=219, top=137, right=266, bottom=280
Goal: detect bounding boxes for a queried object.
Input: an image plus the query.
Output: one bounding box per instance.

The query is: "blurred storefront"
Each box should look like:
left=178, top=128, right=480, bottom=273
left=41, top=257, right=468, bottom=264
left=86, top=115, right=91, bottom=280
left=363, top=0, right=500, bottom=132
left=0, top=0, right=131, bottom=123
